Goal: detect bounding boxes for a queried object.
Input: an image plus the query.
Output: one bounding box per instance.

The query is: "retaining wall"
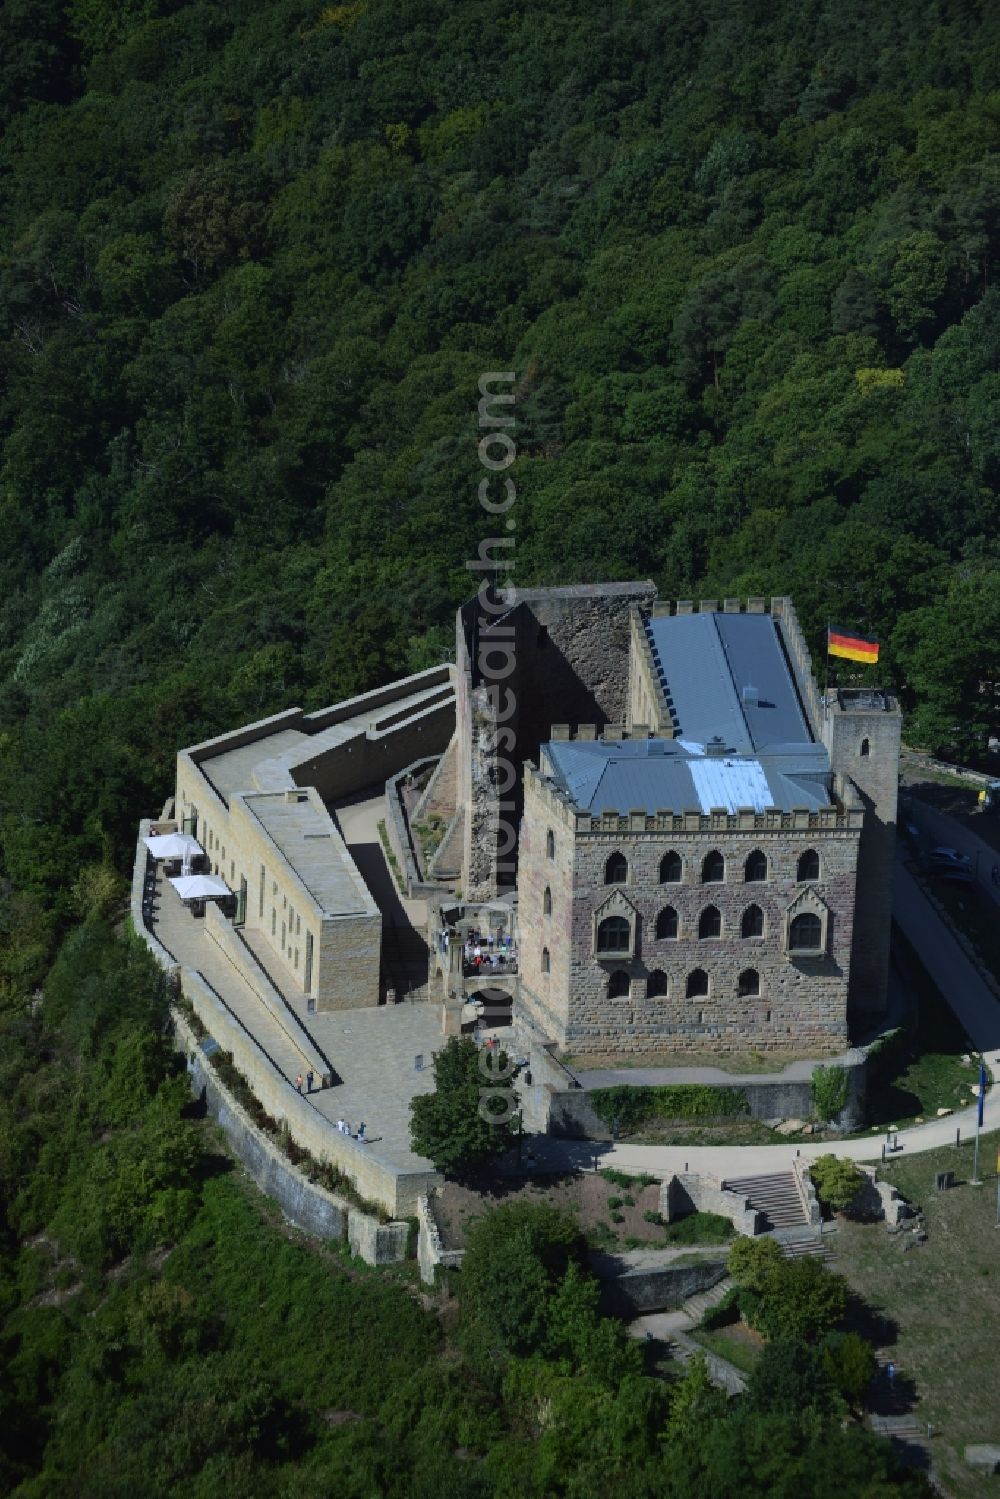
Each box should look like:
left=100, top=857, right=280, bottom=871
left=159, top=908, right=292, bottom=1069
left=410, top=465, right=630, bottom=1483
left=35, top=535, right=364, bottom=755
left=541, top=1050, right=868, bottom=1139
left=592, top=1253, right=728, bottom=1316
left=416, top=1194, right=466, bottom=1286
left=661, top=1174, right=764, bottom=1236
left=203, top=900, right=331, bottom=1081
left=133, top=823, right=440, bottom=1218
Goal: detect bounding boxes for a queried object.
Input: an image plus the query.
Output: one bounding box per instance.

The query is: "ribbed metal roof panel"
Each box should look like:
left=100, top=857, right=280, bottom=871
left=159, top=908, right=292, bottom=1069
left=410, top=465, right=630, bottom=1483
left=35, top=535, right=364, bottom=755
left=714, top=611, right=812, bottom=748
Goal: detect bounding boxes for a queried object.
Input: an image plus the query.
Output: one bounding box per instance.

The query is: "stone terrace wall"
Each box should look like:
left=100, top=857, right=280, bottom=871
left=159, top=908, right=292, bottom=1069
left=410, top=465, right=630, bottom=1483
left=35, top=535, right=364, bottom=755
left=662, top=1174, right=764, bottom=1235
left=133, top=824, right=440, bottom=1217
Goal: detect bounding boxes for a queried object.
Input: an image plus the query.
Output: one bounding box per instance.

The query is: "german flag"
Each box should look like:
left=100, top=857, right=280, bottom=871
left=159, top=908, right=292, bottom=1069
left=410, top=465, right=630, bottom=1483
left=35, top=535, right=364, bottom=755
left=828, top=626, right=879, bottom=664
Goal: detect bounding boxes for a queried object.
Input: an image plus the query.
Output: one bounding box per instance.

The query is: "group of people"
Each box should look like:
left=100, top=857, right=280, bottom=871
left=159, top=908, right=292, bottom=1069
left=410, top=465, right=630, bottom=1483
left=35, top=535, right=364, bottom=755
left=295, top=1071, right=315, bottom=1093
left=337, top=1118, right=366, bottom=1143
left=463, top=929, right=517, bottom=973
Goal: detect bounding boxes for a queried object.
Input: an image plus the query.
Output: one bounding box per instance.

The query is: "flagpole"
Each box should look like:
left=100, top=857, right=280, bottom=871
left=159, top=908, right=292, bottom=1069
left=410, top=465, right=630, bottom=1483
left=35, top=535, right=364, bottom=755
left=823, top=619, right=830, bottom=716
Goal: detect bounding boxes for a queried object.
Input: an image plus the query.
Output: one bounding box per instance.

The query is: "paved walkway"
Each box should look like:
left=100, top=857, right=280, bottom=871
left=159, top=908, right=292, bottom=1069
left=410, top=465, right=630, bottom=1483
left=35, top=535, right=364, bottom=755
left=150, top=865, right=444, bottom=1173
left=151, top=876, right=317, bottom=1082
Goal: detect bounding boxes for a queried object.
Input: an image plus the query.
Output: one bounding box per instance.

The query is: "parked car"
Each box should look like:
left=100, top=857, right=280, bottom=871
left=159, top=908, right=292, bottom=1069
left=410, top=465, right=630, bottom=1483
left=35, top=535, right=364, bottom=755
left=927, top=846, right=974, bottom=882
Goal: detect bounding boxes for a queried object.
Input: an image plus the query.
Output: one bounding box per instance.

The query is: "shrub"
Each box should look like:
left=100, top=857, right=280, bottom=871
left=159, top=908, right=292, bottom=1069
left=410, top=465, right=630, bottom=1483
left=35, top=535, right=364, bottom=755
left=811, top=1064, right=850, bottom=1123
left=701, top=1286, right=740, bottom=1329
left=598, top=1168, right=656, bottom=1189
left=589, top=1084, right=749, bottom=1133
left=810, top=1155, right=864, bottom=1214
left=820, top=1331, right=878, bottom=1407
left=727, top=1237, right=847, bottom=1342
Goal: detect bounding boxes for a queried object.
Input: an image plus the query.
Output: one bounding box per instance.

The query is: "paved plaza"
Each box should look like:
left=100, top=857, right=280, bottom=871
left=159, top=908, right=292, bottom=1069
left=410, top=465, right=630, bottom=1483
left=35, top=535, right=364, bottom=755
left=150, top=865, right=446, bottom=1173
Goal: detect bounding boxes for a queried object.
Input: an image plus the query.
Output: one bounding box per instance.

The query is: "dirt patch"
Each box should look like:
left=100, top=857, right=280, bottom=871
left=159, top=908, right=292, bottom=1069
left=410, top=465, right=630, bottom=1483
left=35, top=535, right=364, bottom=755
left=434, top=1171, right=668, bottom=1252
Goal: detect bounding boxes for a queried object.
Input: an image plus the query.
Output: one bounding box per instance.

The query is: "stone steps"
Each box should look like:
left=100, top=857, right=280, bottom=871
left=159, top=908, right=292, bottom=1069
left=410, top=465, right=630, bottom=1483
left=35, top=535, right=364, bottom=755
left=776, top=1227, right=832, bottom=1261
left=722, top=1171, right=809, bottom=1229
left=684, top=1276, right=734, bottom=1323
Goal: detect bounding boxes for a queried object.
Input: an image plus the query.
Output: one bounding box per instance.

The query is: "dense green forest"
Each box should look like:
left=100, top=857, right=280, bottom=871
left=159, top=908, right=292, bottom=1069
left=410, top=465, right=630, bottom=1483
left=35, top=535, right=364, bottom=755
left=0, top=0, right=998, bottom=1489
left=1, top=918, right=932, bottom=1496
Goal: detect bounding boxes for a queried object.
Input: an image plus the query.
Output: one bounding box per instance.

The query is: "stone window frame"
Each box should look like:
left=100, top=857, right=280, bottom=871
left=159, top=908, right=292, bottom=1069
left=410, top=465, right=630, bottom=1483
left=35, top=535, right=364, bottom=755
left=701, top=849, right=726, bottom=883
left=541, top=946, right=551, bottom=975
left=737, top=967, right=761, bottom=997
left=546, top=828, right=556, bottom=860
left=686, top=967, right=709, bottom=998
left=784, top=887, right=829, bottom=956
left=659, top=849, right=683, bottom=884
left=596, top=915, right=631, bottom=955
left=796, top=848, right=821, bottom=882
left=655, top=904, right=679, bottom=940
left=604, top=849, right=629, bottom=884
left=646, top=969, right=669, bottom=999
left=592, top=889, right=638, bottom=961
left=543, top=885, right=552, bottom=916
left=860, top=737, right=871, bottom=757
left=741, top=903, right=765, bottom=939
left=743, top=848, right=768, bottom=883
left=607, top=970, right=631, bottom=999
left=697, top=904, right=722, bottom=939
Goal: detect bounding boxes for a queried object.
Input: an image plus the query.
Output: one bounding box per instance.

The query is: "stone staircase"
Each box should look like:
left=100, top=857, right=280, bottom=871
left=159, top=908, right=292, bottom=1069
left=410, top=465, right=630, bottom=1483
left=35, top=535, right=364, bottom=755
left=774, top=1226, right=832, bottom=1261
left=683, top=1277, right=734, bottom=1324
left=722, top=1171, right=810, bottom=1230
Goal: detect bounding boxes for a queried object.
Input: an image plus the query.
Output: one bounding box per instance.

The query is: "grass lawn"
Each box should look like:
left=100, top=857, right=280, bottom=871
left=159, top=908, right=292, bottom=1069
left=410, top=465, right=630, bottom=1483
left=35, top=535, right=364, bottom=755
left=562, top=1049, right=816, bottom=1075
left=660, top=1211, right=734, bottom=1247
left=829, top=1134, right=1000, bottom=1499
left=689, top=1321, right=763, bottom=1376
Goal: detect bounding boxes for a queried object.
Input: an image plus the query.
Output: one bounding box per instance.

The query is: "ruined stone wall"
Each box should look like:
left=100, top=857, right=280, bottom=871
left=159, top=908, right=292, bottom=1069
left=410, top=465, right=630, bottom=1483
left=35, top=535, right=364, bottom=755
left=455, top=583, right=655, bottom=898
left=518, top=786, right=860, bottom=1054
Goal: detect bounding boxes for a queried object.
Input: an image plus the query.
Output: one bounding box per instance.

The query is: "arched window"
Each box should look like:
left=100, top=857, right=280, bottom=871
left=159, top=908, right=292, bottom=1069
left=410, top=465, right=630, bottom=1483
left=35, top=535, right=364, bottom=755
left=646, top=969, right=668, bottom=998
left=546, top=829, right=555, bottom=860
left=541, top=947, right=550, bottom=975
left=789, top=912, right=822, bottom=952
left=686, top=968, right=709, bottom=998
left=659, top=850, right=682, bottom=883
left=608, top=970, right=630, bottom=999
left=597, top=915, right=630, bottom=953
left=860, top=737, right=870, bottom=757
left=543, top=886, right=552, bottom=916
left=744, top=849, right=767, bottom=883
left=701, top=850, right=725, bottom=883
left=741, top=904, right=764, bottom=938
left=738, top=968, right=760, bottom=997
left=797, top=849, right=820, bottom=882
left=698, top=905, right=722, bottom=939
left=604, top=850, right=628, bottom=884
left=655, top=905, right=678, bottom=940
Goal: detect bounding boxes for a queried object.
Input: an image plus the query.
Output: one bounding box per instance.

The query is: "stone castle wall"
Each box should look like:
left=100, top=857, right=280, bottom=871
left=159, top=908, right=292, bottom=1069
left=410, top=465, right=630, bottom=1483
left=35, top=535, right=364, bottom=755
left=457, top=583, right=655, bottom=899
left=517, top=765, right=859, bottom=1056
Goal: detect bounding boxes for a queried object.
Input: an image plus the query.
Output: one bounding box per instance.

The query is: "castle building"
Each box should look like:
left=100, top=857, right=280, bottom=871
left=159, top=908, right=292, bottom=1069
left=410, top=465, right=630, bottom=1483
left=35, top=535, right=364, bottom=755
left=166, top=585, right=898, bottom=1063
left=456, top=590, right=899, bottom=1057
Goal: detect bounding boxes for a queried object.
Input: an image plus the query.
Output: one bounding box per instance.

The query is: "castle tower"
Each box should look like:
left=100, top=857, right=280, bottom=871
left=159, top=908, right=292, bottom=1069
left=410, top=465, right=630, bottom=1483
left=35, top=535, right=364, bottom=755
left=821, top=688, right=902, bottom=1019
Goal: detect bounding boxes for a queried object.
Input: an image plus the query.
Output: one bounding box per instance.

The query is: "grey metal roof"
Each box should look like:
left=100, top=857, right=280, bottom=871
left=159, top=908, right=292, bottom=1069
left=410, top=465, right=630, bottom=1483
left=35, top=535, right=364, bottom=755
left=542, top=738, right=831, bottom=815
left=241, top=792, right=377, bottom=917
left=645, top=611, right=812, bottom=752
